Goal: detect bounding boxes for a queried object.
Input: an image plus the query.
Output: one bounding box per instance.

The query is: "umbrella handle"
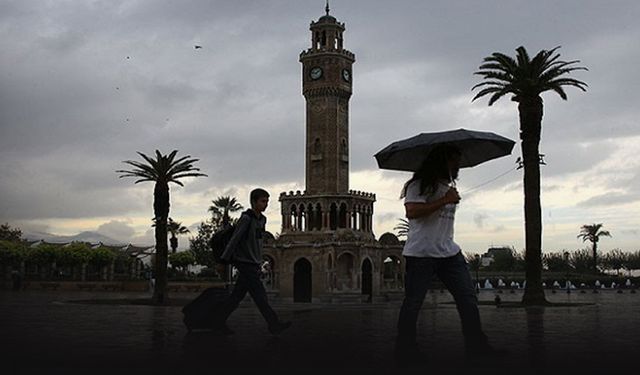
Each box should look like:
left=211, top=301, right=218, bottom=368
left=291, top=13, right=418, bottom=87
left=448, top=172, right=456, bottom=188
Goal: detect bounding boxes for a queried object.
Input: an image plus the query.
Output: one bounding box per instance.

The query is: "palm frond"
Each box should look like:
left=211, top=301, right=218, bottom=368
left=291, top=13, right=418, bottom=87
left=116, top=150, right=206, bottom=186
left=488, top=88, right=513, bottom=105
left=476, top=62, right=511, bottom=74
left=471, top=80, right=508, bottom=90
left=515, top=46, right=531, bottom=70
left=473, top=45, right=587, bottom=105
left=548, top=85, right=568, bottom=100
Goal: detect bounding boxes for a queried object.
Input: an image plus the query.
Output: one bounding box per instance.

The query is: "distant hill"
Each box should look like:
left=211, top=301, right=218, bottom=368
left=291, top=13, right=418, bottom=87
left=22, top=230, right=127, bottom=246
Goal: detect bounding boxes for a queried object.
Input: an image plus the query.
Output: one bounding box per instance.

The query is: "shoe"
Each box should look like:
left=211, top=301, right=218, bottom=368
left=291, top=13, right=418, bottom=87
left=268, top=321, right=292, bottom=335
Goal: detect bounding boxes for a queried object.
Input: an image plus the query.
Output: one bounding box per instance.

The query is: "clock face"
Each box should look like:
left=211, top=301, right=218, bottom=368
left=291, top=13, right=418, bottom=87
left=342, top=68, right=351, bottom=82
left=310, top=67, right=323, bottom=80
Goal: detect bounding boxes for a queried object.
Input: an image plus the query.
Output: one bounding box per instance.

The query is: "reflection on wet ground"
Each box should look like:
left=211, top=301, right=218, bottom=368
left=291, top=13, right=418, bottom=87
left=1, top=289, right=638, bottom=369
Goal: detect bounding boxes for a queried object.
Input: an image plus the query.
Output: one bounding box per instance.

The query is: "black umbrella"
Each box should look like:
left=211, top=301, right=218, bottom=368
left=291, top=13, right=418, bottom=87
left=374, top=128, right=516, bottom=172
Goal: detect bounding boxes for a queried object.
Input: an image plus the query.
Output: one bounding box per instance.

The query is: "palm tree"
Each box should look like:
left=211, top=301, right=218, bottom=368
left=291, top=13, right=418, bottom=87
left=577, top=223, right=611, bottom=274
left=393, top=218, right=409, bottom=239
left=167, top=218, right=190, bottom=254
left=117, top=150, right=206, bottom=304
left=472, top=46, right=587, bottom=305
left=208, top=196, right=243, bottom=228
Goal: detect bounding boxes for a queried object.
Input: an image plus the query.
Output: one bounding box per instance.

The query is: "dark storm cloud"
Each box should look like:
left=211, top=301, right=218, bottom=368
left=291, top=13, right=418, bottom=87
left=577, top=192, right=640, bottom=208
left=1, top=0, right=639, bottom=237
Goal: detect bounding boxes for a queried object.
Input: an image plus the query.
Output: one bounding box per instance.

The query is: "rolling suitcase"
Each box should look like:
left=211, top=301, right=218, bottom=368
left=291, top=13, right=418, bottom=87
left=182, top=286, right=230, bottom=331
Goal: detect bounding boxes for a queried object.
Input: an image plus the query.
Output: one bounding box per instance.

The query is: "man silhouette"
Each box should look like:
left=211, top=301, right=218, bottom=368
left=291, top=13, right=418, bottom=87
left=215, top=188, right=291, bottom=335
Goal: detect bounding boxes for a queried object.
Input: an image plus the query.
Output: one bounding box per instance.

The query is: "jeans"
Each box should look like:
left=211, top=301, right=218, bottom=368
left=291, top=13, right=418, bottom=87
left=217, top=262, right=279, bottom=327
left=397, top=252, right=487, bottom=346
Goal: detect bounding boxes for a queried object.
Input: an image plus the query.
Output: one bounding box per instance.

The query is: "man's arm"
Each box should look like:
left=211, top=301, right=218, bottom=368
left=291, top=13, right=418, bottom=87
left=405, top=187, right=460, bottom=219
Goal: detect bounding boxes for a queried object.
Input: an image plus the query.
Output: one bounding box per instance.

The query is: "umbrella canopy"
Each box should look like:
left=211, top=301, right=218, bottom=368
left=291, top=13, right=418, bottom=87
left=374, top=128, right=516, bottom=172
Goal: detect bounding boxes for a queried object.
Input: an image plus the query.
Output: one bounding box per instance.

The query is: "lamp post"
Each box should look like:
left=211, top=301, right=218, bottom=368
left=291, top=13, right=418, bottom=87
left=474, top=254, right=480, bottom=294
left=564, top=251, right=571, bottom=294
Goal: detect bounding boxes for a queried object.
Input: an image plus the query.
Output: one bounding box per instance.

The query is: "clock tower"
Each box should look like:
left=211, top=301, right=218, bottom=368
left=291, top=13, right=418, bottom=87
left=268, top=4, right=404, bottom=304
left=300, top=3, right=354, bottom=194
left=279, top=4, right=375, bottom=241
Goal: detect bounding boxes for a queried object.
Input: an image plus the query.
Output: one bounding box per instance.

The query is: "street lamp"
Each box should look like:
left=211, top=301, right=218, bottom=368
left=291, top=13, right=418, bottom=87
left=564, top=251, right=570, bottom=294
left=474, top=254, right=480, bottom=294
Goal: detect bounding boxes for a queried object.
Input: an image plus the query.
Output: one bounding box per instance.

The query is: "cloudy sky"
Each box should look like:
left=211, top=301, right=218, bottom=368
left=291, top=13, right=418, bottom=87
left=1, top=0, right=639, bottom=254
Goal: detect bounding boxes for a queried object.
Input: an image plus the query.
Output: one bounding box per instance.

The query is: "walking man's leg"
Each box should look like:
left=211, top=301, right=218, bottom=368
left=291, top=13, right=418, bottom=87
left=215, top=264, right=250, bottom=332
left=235, top=262, right=291, bottom=334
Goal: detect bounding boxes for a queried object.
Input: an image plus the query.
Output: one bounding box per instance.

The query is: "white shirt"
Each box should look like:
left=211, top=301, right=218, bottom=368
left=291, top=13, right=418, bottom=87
left=402, top=179, right=461, bottom=258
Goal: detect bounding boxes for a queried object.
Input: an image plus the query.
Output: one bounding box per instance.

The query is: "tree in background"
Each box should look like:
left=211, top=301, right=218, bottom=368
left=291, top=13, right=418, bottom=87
left=56, top=242, right=91, bottom=279
left=89, top=245, right=117, bottom=280
left=189, top=220, right=217, bottom=270
left=169, top=251, right=196, bottom=277
left=626, top=251, right=640, bottom=276
left=0, top=223, right=23, bottom=242
left=208, top=196, right=243, bottom=227
left=117, top=150, right=206, bottom=304
left=0, top=240, right=27, bottom=269
left=602, top=249, right=627, bottom=276
left=543, top=251, right=573, bottom=273
left=190, top=195, right=244, bottom=280
left=167, top=218, right=190, bottom=254
left=393, top=218, right=409, bottom=239
left=577, top=223, right=611, bottom=274
left=473, top=46, right=587, bottom=305
left=27, top=244, right=59, bottom=279
left=570, top=249, right=594, bottom=274
left=485, top=248, right=525, bottom=272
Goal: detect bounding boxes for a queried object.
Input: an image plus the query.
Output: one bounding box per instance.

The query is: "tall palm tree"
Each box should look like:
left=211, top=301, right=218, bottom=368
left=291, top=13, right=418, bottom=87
left=167, top=218, right=190, bottom=254
left=393, top=218, right=409, bottom=239
left=472, top=46, right=587, bottom=305
left=208, top=196, right=243, bottom=228
left=117, top=150, right=206, bottom=304
left=577, top=223, right=611, bottom=274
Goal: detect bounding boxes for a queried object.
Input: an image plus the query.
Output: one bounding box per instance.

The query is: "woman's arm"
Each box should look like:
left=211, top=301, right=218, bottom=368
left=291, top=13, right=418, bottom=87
left=404, top=187, right=460, bottom=219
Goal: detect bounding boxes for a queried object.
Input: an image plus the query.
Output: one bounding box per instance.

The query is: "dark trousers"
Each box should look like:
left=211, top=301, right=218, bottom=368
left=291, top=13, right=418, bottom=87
left=397, top=252, right=487, bottom=346
left=218, top=262, right=279, bottom=327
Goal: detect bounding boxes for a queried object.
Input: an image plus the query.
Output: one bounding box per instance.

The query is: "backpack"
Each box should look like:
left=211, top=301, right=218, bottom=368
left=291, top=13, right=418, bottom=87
left=209, top=224, right=236, bottom=265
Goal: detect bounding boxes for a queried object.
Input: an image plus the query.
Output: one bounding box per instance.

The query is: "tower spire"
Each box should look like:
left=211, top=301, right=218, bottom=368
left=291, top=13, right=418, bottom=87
left=325, top=0, right=330, bottom=16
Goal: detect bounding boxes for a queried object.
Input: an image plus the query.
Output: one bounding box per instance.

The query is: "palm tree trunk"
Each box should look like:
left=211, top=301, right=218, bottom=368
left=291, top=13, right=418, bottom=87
left=170, top=236, right=178, bottom=253
left=153, top=182, right=170, bottom=304
left=519, top=98, right=547, bottom=305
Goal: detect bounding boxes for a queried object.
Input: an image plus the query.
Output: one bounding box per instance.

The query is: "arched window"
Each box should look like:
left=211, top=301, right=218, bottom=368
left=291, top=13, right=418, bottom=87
left=339, top=203, right=347, bottom=228
left=290, top=204, right=297, bottom=231
left=307, top=203, right=314, bottom=231
left=298, top=204, right=306, bottom=231
left=315, top=203, right=323, bottom=230
left=329, top=203, right=338, bottom=230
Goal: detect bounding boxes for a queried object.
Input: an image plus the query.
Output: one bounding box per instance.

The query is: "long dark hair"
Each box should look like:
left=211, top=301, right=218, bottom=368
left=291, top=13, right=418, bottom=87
left=400, top=144, right=461, bottom=198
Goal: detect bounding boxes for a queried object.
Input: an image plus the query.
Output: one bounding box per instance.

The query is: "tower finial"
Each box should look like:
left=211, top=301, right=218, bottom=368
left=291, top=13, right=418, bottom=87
left=325, top=0, right=330, bottom=16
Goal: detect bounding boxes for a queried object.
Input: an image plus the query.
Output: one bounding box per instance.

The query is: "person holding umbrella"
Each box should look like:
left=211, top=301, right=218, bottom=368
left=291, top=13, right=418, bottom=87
left=374, top=129, right=512, bottom=365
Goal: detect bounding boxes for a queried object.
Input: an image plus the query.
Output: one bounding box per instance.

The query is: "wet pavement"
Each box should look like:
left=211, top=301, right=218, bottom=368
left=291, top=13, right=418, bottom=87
left=1, top=289, right=639, bottom=371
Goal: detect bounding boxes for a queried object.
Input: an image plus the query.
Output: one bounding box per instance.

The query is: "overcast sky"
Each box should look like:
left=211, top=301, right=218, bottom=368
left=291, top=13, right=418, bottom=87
left=1, top=0, right=639, bottom=254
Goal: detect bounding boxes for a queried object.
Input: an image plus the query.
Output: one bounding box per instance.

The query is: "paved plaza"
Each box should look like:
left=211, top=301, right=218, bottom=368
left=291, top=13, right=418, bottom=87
left=1, top=288, right=638, bottom=372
